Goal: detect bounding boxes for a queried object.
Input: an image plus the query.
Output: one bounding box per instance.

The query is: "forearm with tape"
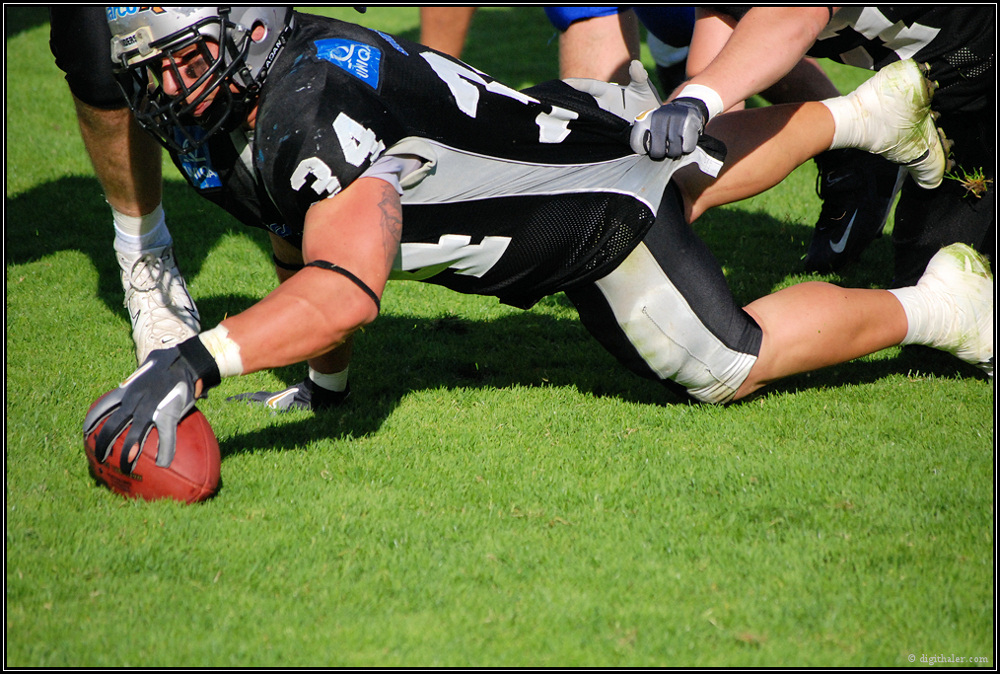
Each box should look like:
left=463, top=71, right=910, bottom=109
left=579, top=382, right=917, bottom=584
left=198, top=325, right=245, bottom=378
left=199, top=324, right=352, bottom=393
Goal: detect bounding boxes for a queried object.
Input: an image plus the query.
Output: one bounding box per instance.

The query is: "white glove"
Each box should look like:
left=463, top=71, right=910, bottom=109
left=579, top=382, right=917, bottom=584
left=563, top=60, right=662, bottom=122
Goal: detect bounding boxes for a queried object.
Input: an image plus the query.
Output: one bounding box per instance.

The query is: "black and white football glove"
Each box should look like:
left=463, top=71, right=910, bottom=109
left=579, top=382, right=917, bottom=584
left=630, top=97, right=710, bottom=160
left=226, top=377, right=350, bottom=412
left=83, top=337, right=220, bottom=473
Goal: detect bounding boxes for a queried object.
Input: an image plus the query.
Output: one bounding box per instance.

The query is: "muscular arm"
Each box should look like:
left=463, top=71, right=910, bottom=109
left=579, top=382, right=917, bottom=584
left=219, top=176, right=402, bottom=374
left=684, top=7, right=836, bottom=111
left=269, top=232, right=355, bottom=376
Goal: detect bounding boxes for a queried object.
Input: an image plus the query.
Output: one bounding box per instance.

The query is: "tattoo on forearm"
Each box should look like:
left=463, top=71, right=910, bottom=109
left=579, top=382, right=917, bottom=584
left=377, top=188, right=403, bottom=265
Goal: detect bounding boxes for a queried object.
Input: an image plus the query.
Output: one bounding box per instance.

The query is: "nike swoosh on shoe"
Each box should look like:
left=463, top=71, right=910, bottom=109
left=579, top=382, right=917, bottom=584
left=830, top=211, right=858, bottom=254
left=266, top=388, right=300, bottom=409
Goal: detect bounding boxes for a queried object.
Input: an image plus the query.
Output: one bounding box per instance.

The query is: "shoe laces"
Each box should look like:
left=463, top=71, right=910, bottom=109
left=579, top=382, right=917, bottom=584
left=126, top=251, right=173, bottom=295
left=122, top=250, right=196, bottom=324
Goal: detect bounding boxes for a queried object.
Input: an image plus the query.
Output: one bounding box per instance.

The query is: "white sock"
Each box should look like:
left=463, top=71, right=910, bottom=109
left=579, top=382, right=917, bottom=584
left=309, top=366, right=349, bottom=393
left=112, top=204, right=173, bottom=255
left=821, top=94, right=865, bottom=151
left=888, top=286, right=939, bottom=348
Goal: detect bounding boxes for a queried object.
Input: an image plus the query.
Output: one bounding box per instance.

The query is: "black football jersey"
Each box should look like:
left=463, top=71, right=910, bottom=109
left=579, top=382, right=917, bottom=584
left=808, top=6, right=993, bottom=113
left=705, top=6, right=993, bottom=114
left=170, top=12, right=704, bottom=309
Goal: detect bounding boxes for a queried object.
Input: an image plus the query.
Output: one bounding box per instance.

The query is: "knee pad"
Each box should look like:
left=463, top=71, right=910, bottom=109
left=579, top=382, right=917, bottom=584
left=50, top=6, right=127, bottom=109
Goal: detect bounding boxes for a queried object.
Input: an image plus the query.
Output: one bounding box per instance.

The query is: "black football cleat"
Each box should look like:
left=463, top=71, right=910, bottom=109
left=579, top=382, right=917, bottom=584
left=804, top=148, right=905, bottom=274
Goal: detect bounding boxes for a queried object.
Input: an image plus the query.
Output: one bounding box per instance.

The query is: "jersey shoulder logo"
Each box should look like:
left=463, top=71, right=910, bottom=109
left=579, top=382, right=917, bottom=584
left=175, top=127, right=221, bottom=190
left=315, top=38, right=382, bottom=89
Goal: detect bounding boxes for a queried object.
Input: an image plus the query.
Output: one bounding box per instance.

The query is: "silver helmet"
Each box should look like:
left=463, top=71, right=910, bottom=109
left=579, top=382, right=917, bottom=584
left=107, top=6, right=293, bottom=152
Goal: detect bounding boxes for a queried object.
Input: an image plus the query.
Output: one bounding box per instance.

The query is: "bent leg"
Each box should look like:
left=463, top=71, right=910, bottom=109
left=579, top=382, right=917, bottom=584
left=567, top=184, right=915, bottom=404
left=738, top=284, right=907, bottom=398
left=569, top=187, right=987, bottom=402
left=566, top=185, right=763, bottom=404
left=74, top=97, right=164, bottom=218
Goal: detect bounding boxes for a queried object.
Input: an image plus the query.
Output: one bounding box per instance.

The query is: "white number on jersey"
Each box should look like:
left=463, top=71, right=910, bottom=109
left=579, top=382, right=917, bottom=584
left=393, top=234, right=512, bottom=280
left=421, top=52, right=578, bottom=144
left=333, top=112, right=386, bottom=167
left=290, top=113, right=386, bottom=197
left=291, top=156, right=342, bottom=197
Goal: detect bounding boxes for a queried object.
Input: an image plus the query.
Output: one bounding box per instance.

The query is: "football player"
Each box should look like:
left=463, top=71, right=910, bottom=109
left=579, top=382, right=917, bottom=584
left=49, top=7, right=200, bottom=364
left=632, top=6, right=995, bottom=283
left=86, top=7, right=992, bottom=473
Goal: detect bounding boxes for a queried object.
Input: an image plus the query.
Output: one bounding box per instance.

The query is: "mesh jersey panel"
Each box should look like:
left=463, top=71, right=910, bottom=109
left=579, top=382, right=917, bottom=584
left=401, top=191, right=657, bottom=308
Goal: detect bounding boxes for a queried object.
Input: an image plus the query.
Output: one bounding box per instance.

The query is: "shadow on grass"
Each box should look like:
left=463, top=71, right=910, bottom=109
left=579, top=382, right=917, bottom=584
left=217, top=312, right=984, bottom=460
left=5, top=6, right=49, bottom=39
left=6, top=177, right=273, bottom=325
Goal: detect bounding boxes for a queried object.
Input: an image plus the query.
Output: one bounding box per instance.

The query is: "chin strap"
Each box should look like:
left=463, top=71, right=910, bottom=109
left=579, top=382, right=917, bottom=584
left=304, top=260, right=381, bottom=313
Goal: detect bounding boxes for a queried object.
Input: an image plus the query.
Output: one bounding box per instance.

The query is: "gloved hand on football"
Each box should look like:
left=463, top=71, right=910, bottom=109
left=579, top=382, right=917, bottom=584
left=83, top=336, right=221, bottom=473
left=630, top=97, right=710, bottom=160
left=227, top=377, right=350, bottom=412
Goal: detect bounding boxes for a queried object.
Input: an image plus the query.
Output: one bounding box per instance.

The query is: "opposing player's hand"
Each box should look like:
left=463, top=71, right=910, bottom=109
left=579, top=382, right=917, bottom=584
left=564, top=60, right=662, bottom=123
left=630, top=97, right=710, bottom=160
left=227, top=378, right=350, bottom=412
left=83, top=337, right=220, bottom=473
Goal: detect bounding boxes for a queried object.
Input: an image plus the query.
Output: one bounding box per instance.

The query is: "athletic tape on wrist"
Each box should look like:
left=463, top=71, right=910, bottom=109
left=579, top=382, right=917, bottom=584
left=198, top=325, right=244, bottom=379
left=676, top=83, right=725, bottom=120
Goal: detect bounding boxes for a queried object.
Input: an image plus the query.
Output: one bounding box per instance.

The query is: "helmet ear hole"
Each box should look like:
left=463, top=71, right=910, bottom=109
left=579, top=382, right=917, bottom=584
left=251, top=21, right=268, bottom=43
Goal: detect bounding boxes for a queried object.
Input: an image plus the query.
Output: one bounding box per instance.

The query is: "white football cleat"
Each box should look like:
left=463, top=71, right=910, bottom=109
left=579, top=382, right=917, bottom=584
left=894, top=243, right=994, bottom=376
left=829, top=59, right=948, bottom=189
left=118, top=245, right=201, bottom=364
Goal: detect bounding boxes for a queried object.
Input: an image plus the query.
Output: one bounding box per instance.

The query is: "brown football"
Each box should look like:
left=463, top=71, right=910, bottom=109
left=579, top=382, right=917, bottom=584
left=84, top=392, right=221, bottom=503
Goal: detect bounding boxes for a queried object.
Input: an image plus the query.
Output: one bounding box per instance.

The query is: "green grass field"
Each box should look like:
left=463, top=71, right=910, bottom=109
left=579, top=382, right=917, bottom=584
left=5, top=6, right=994, bottom=667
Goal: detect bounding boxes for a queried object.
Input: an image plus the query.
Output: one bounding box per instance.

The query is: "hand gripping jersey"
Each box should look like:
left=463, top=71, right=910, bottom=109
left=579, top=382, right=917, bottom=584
left=170, top=13, right=721, bottom=309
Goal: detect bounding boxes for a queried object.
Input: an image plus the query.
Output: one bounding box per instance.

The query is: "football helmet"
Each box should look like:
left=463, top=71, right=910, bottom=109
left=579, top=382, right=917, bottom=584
left=107, top=6, right=293, bottom=152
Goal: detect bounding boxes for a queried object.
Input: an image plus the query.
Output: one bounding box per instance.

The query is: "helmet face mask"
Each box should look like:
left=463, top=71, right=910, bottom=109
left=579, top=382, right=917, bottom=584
left=108, top=7, right=292, bottom=153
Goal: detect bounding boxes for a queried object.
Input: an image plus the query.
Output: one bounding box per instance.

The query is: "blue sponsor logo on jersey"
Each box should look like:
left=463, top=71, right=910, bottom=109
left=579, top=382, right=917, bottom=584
left=175, top=127, right=222, bottom=190
left=315, top=39, right=382, bottom=88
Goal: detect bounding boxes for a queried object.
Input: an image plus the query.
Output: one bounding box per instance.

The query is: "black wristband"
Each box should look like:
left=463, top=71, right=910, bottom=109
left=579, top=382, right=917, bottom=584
left=177, top=336, right=222, bottom=391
